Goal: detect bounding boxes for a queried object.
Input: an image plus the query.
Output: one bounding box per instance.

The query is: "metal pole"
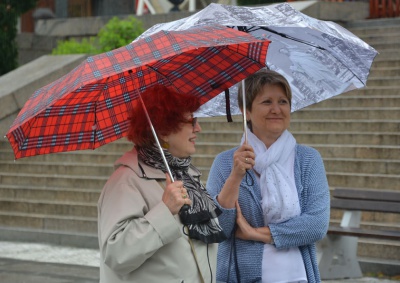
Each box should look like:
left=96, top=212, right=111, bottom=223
left=241, top=80, right=248, bottom=144
left=137, top=92, right=175, bottom=182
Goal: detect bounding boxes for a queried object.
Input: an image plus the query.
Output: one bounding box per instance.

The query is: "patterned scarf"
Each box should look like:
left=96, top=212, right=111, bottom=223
left=137, top=145, right=226, bottom=244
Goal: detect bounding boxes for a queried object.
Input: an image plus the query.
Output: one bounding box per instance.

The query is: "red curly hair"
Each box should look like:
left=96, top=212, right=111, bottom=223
left=127, top=85, right=201, bottom=147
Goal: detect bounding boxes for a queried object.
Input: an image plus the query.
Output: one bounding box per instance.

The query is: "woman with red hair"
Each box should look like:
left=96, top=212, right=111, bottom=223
left=97, top=85, right=225, bottom=283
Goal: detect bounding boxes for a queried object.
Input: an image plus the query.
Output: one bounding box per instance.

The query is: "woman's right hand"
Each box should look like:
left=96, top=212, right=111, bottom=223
left=162, top=173, right=192, bottom=215
left=216, top=144, right=256, bottom=209
left=231, top=143, right=255, bottom=179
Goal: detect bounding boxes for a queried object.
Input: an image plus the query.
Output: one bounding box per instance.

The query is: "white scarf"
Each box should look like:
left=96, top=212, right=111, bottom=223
left=241, top=129, right=300, bottom=224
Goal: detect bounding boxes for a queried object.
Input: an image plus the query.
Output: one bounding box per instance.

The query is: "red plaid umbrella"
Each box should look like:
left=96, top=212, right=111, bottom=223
left=6, top=25, right=270, bottom=159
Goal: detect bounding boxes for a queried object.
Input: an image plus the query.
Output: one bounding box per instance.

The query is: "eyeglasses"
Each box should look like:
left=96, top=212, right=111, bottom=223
left=186, top=117, right=198, bottom=129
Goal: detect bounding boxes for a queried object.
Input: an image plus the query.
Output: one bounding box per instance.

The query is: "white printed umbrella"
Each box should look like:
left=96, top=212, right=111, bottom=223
left=136, top=3, right=378, bottom=120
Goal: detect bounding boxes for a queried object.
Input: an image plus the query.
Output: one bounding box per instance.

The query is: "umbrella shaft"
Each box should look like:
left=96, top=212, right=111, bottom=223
left=242, top=80, right=248, bottom=144
left=138, top=92, right=175, bottom=182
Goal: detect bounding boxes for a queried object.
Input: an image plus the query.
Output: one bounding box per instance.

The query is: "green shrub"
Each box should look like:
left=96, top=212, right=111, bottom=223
left=52, top=16, right=144, bottom=55
left=98, top=16, right=144, bottom=53
left=51, top=37, right=99, bottom=55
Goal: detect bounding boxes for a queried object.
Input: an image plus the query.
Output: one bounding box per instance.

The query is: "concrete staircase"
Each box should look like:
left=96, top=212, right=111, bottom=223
left=0, top=17, right=399, bottom=272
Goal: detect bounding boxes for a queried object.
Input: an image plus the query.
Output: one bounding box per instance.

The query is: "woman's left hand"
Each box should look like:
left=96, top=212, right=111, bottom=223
left=235, top=201, right=257, bottom=241
left=235, top=201, right=272, bottom=244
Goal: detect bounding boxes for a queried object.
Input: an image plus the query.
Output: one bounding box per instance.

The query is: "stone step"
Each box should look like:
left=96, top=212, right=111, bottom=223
left=0, top=184, right=100, bottom=202
left=330, top=86, right=400, bottom=96
left=347, top=18, right=400, bottom=31
left=192, top=155, right=399, bottom=175
left=291, top=107, right=400, bottom=120
left=192, top=143, right=400, bottom=160
left=325, top=172, right=400, bottom=191
left=0, top=199, right=97, bottom=218
left=290, top=120, right=400, bottom=132
left=359, top=257, right=400, bottom=276
left=198, top=171, right=397, bottom=192
left=307, top=95, right=400, bottom=108
left=323, top=158, right=400, bottom=175
left=367, top=65, right=400, bottom=76
left=349, top=25, right=400, bottom=37
left=198, top=118, right=400, bottom=133
left=330, top=208, right=400, bottom=224
left=198, top=168, right=399, bottom=191
left=351, top=30, right=400, bottom=42
left=204, top=108, right=400, bottom=123
left=0, top=149, right=123, bottom=164
left=358, top=239, right=400, bottom=261
left=196, top=131, right=399, bottom=145
left=0, top=161, right=114, bottom=177
left=369, top=41, right=400, bottom=51
left=0, top=226, right=98, bottom=249
left=366, top=77, right=400, bottom=87
left=372, top=58, right=400, bottom=68
left=0, top=172, right=107, bottom=189
left=0, top=212, right=97, bottom=234
left=354, top=28, right=400, bottom=38
left=358, top=32, right=400, bottom=43
left=314, top=144, right=400, bottom=160
left=372, top=50, right=400, bottom=61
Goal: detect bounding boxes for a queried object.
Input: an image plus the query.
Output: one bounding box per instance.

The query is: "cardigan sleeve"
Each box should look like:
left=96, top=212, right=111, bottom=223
left=269, top=146, right=330, bottom=249
left=206, top=149, right=238, bottom=238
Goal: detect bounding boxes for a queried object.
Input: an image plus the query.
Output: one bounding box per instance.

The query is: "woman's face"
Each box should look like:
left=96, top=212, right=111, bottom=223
left=164, top=114, right=201, bottom=158
left=246, top=84, right=291, bottom=147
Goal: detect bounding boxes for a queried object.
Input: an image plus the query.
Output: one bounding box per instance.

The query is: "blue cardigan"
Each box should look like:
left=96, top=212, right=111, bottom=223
left=207, top=144, right=330, bottom=283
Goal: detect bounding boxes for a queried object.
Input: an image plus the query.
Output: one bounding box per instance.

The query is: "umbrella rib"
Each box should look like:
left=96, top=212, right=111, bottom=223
left=145, top=65, right=180, bottom=93
left=259, top=27, right=326, bottom=50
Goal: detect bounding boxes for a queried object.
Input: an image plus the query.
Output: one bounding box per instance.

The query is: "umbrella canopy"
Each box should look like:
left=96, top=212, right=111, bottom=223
left=6, top=25, right=270, bottom=159
left=136, top=3, right=378, bottom=118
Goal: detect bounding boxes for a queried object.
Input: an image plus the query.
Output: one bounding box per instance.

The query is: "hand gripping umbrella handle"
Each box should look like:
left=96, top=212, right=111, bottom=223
left=135, top=86, right=189, bottom=213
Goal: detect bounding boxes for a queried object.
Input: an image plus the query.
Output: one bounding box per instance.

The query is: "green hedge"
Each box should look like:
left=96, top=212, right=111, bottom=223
left=52, top=16, right=144, bottom=55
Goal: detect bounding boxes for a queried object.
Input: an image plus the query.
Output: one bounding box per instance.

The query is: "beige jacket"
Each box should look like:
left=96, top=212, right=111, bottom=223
left=98, top=147, right=217, bottom=283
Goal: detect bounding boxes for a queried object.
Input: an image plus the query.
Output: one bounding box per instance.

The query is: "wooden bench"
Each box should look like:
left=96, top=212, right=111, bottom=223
left=318, top=187, right=400, bottom=280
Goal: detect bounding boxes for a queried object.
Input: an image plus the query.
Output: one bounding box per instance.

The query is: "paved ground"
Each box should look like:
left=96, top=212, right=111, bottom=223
left=0, top=241, right=398, bottom=283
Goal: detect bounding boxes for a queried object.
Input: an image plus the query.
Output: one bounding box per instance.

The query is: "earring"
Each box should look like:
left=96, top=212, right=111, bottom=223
left=161, top=140, right=169, bottom=149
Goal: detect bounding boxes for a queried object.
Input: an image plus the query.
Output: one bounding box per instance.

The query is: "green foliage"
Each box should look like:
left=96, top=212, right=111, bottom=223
left=51, top=37, right=99, bottom=55
left=52, top=16, right=144, bottom=55
left=98, top=16, right=144, bottom=53
left=0, top=0, right=38, bottom=75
